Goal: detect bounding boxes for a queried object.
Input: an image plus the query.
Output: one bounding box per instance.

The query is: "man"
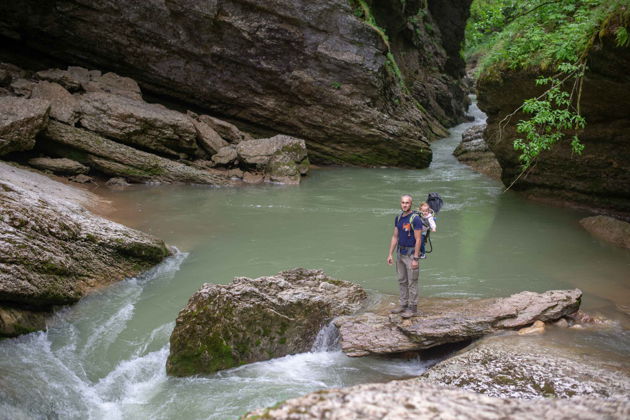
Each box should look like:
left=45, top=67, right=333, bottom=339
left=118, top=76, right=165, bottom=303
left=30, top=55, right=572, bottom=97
left=387, top=194, right=421, bottom=318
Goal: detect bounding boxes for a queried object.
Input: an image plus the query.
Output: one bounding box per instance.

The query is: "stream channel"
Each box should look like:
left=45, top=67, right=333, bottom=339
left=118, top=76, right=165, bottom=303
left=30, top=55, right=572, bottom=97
left=1, top=100, right=629, bottom=419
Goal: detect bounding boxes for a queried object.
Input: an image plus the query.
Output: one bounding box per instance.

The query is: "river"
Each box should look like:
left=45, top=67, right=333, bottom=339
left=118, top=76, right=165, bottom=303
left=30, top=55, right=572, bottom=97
left=1, top=100, right=628, bottom=419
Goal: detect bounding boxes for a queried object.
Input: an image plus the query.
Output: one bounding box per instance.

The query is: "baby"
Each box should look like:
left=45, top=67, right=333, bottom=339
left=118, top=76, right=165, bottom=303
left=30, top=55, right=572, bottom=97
left=419, top=202, right=436, bottom=258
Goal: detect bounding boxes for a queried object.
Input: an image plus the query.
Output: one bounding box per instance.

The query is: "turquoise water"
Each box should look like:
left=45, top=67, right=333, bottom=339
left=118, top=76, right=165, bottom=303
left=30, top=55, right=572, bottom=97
left=1, top=101, right=628, bottom=419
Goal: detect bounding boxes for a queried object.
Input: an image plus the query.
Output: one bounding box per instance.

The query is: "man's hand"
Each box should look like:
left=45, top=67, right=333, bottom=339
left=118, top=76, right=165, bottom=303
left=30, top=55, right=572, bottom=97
left=387, top=255, right=393, bottom=265
left=411, top=259, right=419, bottom=269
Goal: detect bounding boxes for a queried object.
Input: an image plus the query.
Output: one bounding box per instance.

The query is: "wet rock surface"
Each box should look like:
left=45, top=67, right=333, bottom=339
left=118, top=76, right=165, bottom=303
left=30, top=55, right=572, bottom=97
left=0, top=0, right=473, bottom=167
left=0, top=161, right=170, bottom=336
left=579, top=215, right=630, bottom=249
left=166, top=268, right=367, bottom=377
left=453, top=123, right=501, bottom=180
left=243, top=381, right=629, bottom=419
left=417, top=335, right=630, bottom=400
left=335, top=289, right=582, bottom=356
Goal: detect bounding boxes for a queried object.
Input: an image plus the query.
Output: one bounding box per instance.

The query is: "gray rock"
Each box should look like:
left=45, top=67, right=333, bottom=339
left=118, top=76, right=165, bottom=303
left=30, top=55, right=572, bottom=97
left=78, top=92, right=197, bottom=158
left=453, top=124, right=502, bottom=180
left=188, top=115, right=229, bottom=155
left=105, top=177, right=130, bottom=187
left=0, top=162, right=170, bottom=336
left=237, top=134, right=309, bottom=184
left=68, top=174, right=94, bottom=184
left=41, top=121, right=233, bottom=185
left=35, top=68, right=82, bottom=92
left=27, top=157, right=89, bottom=175
left=197, top=114, right=253, bottom=144
left=417, top=335, right=630, bottom=400
left=211, top=145, right=238, bottom=166
left=30, top=81, right=79, bottom=124
left=242, top=171, right=264, bottom=184
left=9, top=78, right=35, bottom=97
left=0, top=96, right=50, bottom=155
left=244, top=381, right=629, bottom=420
left=166, top=268, right=367, bottom=376
left=335, top=289, right=582, bottom=356
left=579, top=215, right=630, bottom=249
left=82, top=71, right=142, bottom=100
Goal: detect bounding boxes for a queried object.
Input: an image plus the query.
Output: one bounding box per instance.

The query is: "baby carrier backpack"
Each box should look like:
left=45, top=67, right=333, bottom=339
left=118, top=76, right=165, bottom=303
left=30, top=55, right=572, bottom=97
left=424, top=192, right=443, bottom=254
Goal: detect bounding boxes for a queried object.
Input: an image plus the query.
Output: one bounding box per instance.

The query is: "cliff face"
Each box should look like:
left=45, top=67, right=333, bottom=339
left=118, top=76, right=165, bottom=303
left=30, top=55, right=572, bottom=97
left=478, top=34, right=630, bottom=219
left=0, top=0, right=471, bottom=168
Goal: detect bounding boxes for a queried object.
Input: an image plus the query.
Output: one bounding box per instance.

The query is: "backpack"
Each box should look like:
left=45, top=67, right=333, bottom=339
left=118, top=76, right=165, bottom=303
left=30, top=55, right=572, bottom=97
left=427, top=192, right=443, bottom=214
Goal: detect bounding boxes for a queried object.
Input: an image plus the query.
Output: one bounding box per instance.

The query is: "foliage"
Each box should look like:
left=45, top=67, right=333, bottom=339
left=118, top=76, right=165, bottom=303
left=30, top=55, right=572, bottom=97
left=466, top=0, right=630, bottom=182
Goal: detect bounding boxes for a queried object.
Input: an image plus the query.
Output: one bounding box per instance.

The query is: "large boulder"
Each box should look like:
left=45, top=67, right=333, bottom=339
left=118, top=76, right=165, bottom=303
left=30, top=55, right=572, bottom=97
left=78, top=92, right=198, bottom=158
left=196, top=114, right=253, bottom=145
left=0, top=161, right=170, bottom=336
left=237, top=135, right=309, bottom=184
left=188, top=115, right=229, bottom=155
left=40, top=121, right=233, bottom=185
left=30, top=81, right=80, bottom=125
left=417, top=335, right=630, bottom=400
left=0, top=96, right=50, bottom=155
left=243, top=381, right=628, bottom=419
left=0, top=0, right=474, bottom=167
left=453, top=123, right=501, bottom=180
left=82, top=71, right=142, bottom=100
left=166, top=268, right=367, bottom=376
left=335, top=289, right=582, bottom=356
left=579, top=215, right=630, bottom=249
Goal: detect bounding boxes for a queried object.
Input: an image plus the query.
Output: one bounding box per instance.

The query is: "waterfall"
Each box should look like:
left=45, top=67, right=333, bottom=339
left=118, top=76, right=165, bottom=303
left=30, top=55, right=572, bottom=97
left=310, top=322, right=341, bottom=352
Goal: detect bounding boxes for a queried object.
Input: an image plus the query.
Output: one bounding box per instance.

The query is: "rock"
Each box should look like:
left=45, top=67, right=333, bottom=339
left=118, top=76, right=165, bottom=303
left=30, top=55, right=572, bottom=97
left=579, top=215, right=630, bottom=249
left=236, top=135, right=310, bottom=184
left=30, top=81, right=79, bottom=124
left=517, top=320, right=545, bottom=335
left=68, top=174, right=94, bottom=184
left=188, top=115, right=229, bottom=155
left=453, top=124, right=502, bottom=180
left=197, top=114, right=253, bottom=144
left=0, top=305, right=50, bottom=336
left=41, top=121, right=233, bottom=185
left=0, top=161, right=170, bottom=336
left=553, top=318, right=569, bottom=328
left=78, top=92, right=197, bottom=158
left=0, top=0, right=473, bottom=168
left=9, top=78, right=35, bottom=97
left=477, top=33, right=630, bottom=218
left=27, top=157, right=89, bottom=175
left=227, top=168, right=243, bottom=179
left=0, top=96, right=50, bottom=155
left=242, top=172, right=264, bottom=184
left=244, top=381, right=629, bottom=420
left=417, top=335, right=630, bottom=400
left=82, top=71, right=142, bottom=100
left=335, top=289, right=582, bottom=357
left=211, top=145, right=238, bottom=166
left=35, top=68, right=82, bottom=92
left=105, top=177, right=130, bottom=187
left=166, top=268, right=367, bottom=376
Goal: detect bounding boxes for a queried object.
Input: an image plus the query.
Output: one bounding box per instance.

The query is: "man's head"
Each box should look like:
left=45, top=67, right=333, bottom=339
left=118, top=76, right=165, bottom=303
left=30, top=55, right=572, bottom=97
left=400, top=194, right=413, bottom=212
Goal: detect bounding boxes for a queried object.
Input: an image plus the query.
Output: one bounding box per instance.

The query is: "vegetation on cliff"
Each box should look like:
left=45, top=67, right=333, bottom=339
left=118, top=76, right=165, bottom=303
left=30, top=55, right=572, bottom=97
left=465, top=0, right=629, bottom=175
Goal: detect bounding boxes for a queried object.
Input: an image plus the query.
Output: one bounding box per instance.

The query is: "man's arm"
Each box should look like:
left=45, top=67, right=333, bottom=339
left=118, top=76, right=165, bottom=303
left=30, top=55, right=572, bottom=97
left=387, top=227, right=398, bottom=265
left=413, top=229, right=421, bottom=263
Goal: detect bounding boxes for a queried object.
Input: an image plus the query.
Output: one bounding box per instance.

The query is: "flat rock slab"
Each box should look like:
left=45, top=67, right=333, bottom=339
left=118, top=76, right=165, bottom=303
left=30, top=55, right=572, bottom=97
left=335, top=289, right=581, bottom=356
left=244, top=381, right=628, bottom=420
left=417, top=335, right=630, bottom=400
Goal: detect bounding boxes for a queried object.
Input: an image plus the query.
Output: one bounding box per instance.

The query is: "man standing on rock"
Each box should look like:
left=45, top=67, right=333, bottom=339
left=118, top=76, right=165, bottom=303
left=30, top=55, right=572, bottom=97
left=387, top=194, right=422, bottom=318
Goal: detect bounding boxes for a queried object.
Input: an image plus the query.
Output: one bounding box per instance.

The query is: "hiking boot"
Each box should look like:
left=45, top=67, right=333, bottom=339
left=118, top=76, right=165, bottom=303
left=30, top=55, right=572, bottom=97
left=420, top=253, right=426, bottom=259
left=390, top=306, right=406, bottom=314
left=401, top=307, right=417, bottom=318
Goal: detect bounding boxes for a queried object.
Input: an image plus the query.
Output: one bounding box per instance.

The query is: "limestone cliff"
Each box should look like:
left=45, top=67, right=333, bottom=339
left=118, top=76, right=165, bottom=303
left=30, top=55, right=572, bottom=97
left=0, top=0, right=471, bottom=168
left=477, top=32, right=630, bottom=219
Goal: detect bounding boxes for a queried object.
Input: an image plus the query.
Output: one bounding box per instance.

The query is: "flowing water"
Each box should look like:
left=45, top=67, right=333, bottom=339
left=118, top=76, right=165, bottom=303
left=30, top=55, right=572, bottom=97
left=1, top=99, right=629, bottom=419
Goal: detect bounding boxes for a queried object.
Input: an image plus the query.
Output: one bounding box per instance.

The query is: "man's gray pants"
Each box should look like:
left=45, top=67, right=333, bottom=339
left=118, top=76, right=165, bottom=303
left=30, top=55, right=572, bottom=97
left=396, top=253, right=419, bottom=309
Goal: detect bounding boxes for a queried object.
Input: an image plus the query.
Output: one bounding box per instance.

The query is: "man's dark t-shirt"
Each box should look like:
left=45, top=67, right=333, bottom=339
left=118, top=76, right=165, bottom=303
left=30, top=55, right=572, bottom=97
left=395, top=212, right=422, bottom=251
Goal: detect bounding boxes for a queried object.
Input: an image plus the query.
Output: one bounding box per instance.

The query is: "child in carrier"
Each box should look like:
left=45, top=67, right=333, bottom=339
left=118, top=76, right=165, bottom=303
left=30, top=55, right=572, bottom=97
left=419, top=202, right=436, bottom=259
